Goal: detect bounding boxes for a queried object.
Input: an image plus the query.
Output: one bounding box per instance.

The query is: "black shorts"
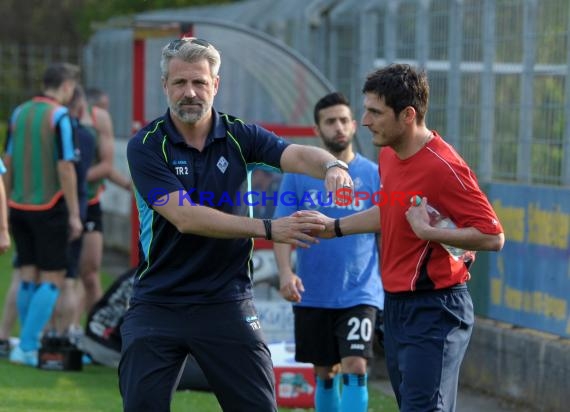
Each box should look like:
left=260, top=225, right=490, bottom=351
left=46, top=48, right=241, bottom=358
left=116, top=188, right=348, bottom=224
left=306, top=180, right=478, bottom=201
left=293, top=304, right=377, bottom=366
left=10, top=200, right=69, bottom=271
left=66, top=235, right=84, bottom=279
left=119, top=299, right=276, bottom=412
left=84, top=202, right=103, bottom=233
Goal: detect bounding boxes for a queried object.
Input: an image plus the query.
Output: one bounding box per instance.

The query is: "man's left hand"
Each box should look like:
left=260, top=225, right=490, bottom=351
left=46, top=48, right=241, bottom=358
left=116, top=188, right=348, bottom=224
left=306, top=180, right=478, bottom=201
left=324, top=167, right=353, bottom=202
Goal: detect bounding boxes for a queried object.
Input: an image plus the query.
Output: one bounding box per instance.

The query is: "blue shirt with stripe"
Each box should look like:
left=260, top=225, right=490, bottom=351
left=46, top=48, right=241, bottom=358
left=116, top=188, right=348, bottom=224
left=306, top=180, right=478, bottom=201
left=273, top=153, right=384, bottom=310
left=127, top=109, right=290, bottom=304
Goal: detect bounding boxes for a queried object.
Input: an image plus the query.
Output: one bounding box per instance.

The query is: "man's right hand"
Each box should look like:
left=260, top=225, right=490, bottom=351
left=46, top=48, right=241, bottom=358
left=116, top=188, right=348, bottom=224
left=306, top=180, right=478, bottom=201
left=271, top=213, right=327, bottom=247
left=279, top=271, right=304, bottom=303
left=68, top=215, right=83, bottom=240
left=292, top=210, right=336, bottom=239
left=0, top=229, right=10, bottom=254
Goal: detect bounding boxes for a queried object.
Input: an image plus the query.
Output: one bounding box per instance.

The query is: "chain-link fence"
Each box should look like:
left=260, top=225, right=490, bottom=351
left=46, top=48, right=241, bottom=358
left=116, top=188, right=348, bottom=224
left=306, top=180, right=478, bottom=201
left=120, top=0, right=570, bottom=186
left=323, top=0, right=570, bottom=186
left=4, top=0, right=570, bottom=187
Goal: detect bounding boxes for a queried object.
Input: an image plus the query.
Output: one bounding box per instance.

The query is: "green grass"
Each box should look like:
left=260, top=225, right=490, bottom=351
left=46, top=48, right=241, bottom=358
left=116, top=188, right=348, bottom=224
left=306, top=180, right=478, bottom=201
left=0, top=248, right=398, bottom=411
left=0, top=359, right=231, bottom=412
left=0, top=358, right=398, bottom=412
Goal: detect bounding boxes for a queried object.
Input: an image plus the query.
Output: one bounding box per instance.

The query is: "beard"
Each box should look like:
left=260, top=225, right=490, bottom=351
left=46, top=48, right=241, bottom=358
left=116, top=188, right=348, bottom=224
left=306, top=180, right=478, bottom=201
left=323, top=137, right=351, bottom=154
left=168, top=97, right=211, bottom=124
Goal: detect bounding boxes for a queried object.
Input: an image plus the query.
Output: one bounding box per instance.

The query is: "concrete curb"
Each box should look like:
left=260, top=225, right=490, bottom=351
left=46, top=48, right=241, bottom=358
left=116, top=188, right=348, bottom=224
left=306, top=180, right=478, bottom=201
left=369, top=317, right=567, bottom=411
left=461, top=317, right=569, bottom=412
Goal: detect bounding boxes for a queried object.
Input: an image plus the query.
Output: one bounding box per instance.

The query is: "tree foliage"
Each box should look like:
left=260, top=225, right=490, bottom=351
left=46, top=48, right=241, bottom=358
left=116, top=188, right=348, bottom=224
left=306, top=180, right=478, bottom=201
left=0, top=0, right=234, bottom=45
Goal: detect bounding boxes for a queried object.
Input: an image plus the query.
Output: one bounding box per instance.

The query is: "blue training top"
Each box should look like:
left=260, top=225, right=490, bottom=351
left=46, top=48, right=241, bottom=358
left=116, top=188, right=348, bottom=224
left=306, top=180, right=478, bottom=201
left=127, top=109, right=289, bottom=304
left=273, top=153, right=384, bottom=309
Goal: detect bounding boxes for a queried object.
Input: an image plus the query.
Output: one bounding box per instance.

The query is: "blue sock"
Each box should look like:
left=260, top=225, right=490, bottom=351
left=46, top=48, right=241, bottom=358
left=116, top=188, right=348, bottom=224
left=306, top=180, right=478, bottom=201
left=19, top=283, right=60, bottom=351
left=16, top=281, right=36, bottom=325
left=315, top=375, right=341, bottom=412
left=341, top=373, right=368, bottom=412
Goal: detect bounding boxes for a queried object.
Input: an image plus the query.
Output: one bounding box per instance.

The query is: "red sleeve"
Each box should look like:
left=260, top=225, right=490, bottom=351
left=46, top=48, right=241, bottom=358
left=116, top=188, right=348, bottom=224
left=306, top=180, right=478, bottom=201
left=440, top=165, right=503, bottom=235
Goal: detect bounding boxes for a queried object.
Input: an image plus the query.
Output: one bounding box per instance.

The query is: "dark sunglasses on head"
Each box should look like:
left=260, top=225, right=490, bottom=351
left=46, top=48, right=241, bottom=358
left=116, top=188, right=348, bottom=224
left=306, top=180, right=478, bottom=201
left=166, top=37, right=210, bottom=52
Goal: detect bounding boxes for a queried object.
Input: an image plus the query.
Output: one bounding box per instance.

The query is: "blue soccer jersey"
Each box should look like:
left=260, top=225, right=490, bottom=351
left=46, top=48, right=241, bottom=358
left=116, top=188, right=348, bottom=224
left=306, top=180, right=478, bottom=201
left=273, top=153, right=384, bottom=309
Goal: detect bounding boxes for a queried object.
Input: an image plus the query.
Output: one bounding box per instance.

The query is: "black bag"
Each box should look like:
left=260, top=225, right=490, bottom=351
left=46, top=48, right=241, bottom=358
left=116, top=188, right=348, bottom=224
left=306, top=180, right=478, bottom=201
left=79, top=268, right=135, bottom=367
left=80, top=267, right=211, bottom=391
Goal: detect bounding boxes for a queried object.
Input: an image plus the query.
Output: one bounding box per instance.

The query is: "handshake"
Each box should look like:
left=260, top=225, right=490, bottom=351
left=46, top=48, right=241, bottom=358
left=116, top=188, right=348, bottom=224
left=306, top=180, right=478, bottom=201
left=266, top=210, right=336, bottom=248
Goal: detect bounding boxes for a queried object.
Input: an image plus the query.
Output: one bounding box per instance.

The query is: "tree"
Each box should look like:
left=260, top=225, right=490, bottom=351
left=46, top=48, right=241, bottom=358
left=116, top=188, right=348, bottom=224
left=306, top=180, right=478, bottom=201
left=0, top=0, right=235, bottom=122
left=0, top=0, right=234, bottom=46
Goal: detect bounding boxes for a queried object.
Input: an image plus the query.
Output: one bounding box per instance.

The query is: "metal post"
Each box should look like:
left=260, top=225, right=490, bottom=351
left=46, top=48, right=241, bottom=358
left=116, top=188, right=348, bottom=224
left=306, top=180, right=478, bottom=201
left=446, top=0, right=463, bottom=150
left=563, top=2, right=570, bottom=185
left=479, top=0, right=496, bottom=182
left=517, top=0, right=537, bottom=183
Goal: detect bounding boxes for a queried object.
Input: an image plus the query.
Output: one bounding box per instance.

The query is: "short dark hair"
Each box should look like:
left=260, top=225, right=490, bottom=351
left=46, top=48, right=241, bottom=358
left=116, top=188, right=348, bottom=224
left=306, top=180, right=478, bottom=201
left=42, top=62, right=80, bottom=90
left=362, top=64, right=429, bottom=122
left=313, top=92, right=351, bottom=125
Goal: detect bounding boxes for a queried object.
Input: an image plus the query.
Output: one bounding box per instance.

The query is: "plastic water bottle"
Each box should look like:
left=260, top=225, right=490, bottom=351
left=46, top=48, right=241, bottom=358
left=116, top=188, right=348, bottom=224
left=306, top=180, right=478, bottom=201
left=410, top=195, right=472, bottom=262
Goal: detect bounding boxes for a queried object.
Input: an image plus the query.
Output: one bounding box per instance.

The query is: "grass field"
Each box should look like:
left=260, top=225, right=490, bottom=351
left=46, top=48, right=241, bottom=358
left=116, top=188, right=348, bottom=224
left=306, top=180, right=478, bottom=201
left=0, top=247, right=398, bottom=411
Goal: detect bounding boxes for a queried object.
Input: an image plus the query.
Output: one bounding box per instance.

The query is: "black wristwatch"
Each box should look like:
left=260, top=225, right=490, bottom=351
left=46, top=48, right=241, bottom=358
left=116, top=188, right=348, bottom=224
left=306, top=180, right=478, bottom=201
left=325, top=159, right=349, bottom=172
